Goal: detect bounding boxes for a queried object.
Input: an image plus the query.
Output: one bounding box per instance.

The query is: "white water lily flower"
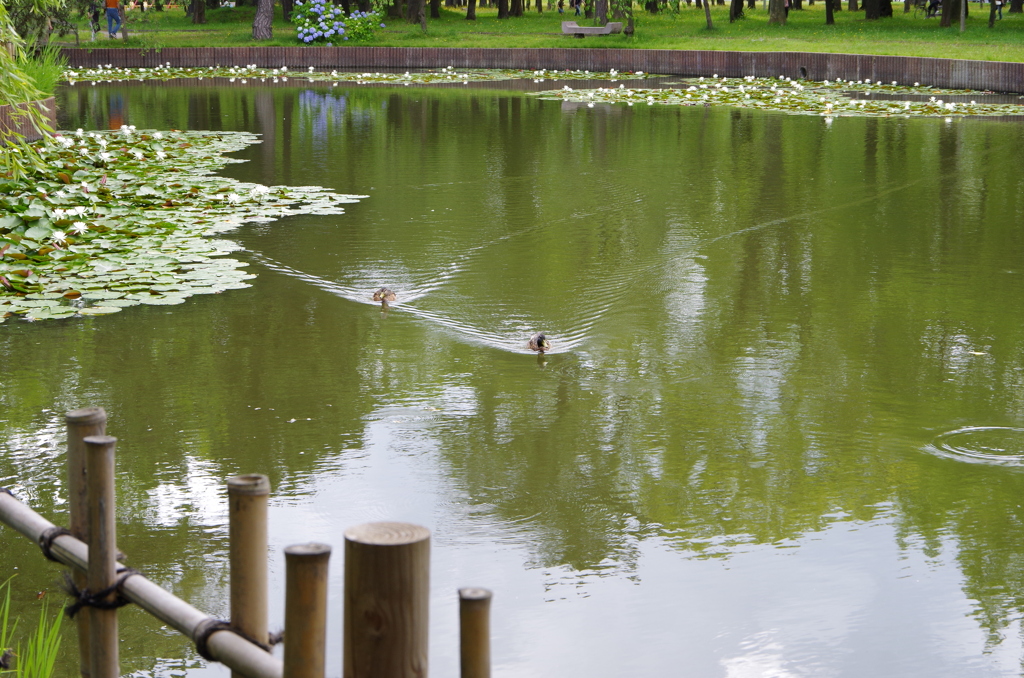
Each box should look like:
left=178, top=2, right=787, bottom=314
left=71, top=222, right=89, bottom=235
left=99, top=152, right=112, bottom=161
left=154, top=132, right=163, bottom=139
left=156, top=151, right=167, bottom=160
left=51, top=231, right=68, bottom=245
left=249, top=185, right=270, bottom=201
left=227, top=193, right=242, bottom=204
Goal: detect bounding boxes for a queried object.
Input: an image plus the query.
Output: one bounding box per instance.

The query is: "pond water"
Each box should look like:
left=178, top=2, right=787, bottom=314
left=3, top=79, right=1024, bottom=677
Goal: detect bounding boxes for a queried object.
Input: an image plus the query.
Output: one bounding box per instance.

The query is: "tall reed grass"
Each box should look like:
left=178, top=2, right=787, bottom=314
left=0, top=579, right=63, bottom=678
left=16, top=43, right=66, bottom=98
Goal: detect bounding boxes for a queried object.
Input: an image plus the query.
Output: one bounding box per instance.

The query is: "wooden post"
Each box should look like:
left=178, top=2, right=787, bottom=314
left=343, top=522, right=430, bottom=678
left=284, top=543, right=332, bottom=678
left=458, top=588, right=492, bottom=678
left=67, top=407, right=106, bottom=678
left=83, top=435, right=119, bottom=678
left=228, top=474, right=270, bottom=678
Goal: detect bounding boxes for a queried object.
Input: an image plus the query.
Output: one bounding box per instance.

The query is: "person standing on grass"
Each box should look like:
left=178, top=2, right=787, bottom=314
left=105, top=0, right=122, bottom=37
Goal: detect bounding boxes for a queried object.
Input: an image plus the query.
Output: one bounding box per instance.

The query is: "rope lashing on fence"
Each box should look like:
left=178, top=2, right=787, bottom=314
left=193, top=618, right=284, bottom=660
left=61, top=566, right=141, bottom=619
left=37, top=525, right=73, bottom=562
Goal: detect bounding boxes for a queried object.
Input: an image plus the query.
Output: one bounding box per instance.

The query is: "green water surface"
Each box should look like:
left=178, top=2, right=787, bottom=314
left=3, top=80, right=1024, bottom=677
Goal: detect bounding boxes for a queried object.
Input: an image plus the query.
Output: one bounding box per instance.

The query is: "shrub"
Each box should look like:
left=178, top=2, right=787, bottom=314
left=291, top=0, right=385, bottom=44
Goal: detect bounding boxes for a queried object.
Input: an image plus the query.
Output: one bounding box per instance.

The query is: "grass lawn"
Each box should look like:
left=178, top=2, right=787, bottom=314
left=57, top=2, right=1024, bottom=61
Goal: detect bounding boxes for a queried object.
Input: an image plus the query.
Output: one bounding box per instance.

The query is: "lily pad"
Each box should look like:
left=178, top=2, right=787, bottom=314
left=2, top=129, right=366, bottom=323
left=78, top=306, right=123, bottom=315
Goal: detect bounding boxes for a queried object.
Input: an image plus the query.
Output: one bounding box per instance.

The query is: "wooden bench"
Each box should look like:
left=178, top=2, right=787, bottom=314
left=561, top=21, right=623, bottom=36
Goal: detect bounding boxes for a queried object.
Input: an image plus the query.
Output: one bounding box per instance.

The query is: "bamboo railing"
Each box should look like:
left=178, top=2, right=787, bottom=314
left=0, top=407, right=494, bottom=678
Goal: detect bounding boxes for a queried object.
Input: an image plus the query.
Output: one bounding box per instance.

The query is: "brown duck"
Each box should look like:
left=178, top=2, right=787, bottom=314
left=372, top=287, right=397, bottom=302
left=528, top=333, right=551, bottom=353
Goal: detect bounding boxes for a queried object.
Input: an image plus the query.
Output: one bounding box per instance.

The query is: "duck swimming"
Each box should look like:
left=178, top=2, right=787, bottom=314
left=528, top=333, right=551, bottom=353
left=372, top=287, right=397, bottom=302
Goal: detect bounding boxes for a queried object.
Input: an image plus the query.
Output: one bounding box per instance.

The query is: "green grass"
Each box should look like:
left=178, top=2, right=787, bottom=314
left=0, top=579, right=63, bottom=678
left=17, top=43, right=68, bottom=97
left=53, top=1, right=1024, bottom=61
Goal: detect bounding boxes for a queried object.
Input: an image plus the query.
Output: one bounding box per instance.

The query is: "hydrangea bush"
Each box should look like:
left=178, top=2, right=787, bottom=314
left=292, top=0, right=385, bottom=44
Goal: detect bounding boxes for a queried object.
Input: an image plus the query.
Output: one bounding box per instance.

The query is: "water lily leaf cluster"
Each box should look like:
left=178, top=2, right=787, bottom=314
left=62, top=64, right=660, bottom=87
left=0, top=128, right=364, bottom=323
left=535, top=75, right=1024, bottom=118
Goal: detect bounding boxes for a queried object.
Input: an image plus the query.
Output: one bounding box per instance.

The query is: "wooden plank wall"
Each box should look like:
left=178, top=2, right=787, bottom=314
left=62, top=48, right=1024, bottom=93
left=0, top=97, right=57, bottom=144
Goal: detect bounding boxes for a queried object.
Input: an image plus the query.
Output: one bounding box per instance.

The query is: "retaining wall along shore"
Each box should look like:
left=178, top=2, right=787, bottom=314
left=62, top=47, right=1024, bottom=93
left=0, top=97, right=56, bottom=143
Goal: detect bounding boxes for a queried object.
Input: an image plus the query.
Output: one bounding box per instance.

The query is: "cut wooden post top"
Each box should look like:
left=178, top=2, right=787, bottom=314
left=459, top=588, right=492, bottom=602
left=344, top=522, right=430, bottom=545
left=83, top=434, right=118, bottom=447
left=66, top=407, right=106, bottom=425
left=227, top=474, right=270, bottom=496
left=285, top=542, right=332, bottom=557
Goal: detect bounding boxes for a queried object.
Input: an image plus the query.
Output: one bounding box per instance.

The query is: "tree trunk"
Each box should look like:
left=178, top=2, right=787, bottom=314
left=768, top=0, right=785, bottom=22
left=988, top=0, right=997, bottom=24
left=879, top=0, right=891, bottom=14
left=510, top=0, right=523, bottom=15
left=408, top=0, right=426, bottom=22
left=1010, top=0, right=1021, bottom=13
left=537, top=0, right=543, bottom=12
left=388, top=0, right=402, bottom=17
left=939, top=0, right=951, bottom=25
left=746, top=0, right=754, bottom=8
left=497, top=0, right=509, bottom=18
left=864, top=0, right=878, bottom=18
left=703, top=0, right=713, bottom=27
left=430, top=0, right=440, bottom=17
left=792, top=0, right=801, bottom=9
left=729, top=0, right=743, bottom=19
left=693, top=0, right=699, bottom=9
left=281, top=0, right=293, bottom=21
left=596, top=0, right=607, bottom=20
left=193, top=0, right=206, bottom=22
left=848, top=0, right=857, bottom=10
left=903, top=0, right=911, bottom=12
left=252, top=0, right=272, bottom=38
left=466, top=0, right=476, bottom=17
left=825, top=0, right=834, bottom=20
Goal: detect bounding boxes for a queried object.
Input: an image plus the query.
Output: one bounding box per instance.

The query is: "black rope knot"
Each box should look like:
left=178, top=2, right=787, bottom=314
left=61, top=567, right=139, bottom=619
left=193, top=618, right=282, bottom=660
left=37, top=526, right=72, bottom=562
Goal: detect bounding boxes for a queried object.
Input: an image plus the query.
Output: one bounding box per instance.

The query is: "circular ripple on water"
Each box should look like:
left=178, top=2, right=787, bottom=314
left=927, top=427, right=1024, bottom=465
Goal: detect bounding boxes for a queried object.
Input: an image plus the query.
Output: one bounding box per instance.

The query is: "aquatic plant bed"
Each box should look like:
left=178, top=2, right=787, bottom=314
left=537, top=75, right=1024, bottom=118
left=62, top=65, right=1024, bottom=118
left=60, top=47, right=1024, bottom=94
left=62, top=64, right=659, bottom=86
left=0, top=129, right=362, bottom=322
